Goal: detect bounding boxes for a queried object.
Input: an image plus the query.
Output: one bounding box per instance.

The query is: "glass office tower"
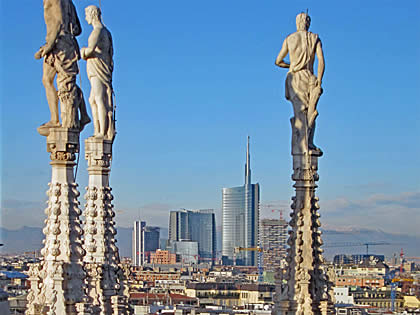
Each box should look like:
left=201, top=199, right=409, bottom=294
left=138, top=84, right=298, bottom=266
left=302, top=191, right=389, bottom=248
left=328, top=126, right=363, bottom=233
left=132, top=221, right=160, bottom=266
left=168, top=209, right=216, bottom=263
left=222, top=137, right=260, bottom=266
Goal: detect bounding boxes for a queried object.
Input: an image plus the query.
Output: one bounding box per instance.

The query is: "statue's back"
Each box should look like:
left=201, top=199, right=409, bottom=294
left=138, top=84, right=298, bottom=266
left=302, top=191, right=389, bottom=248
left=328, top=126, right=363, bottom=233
left=286, top=31, right=318, bottom=73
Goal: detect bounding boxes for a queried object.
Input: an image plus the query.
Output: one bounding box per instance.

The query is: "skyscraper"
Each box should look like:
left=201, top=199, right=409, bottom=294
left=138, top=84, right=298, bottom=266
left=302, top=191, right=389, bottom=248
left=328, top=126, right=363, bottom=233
left=222, top=137, right=260, bottom=266
left=168, top=209, right=216, bottom=263
left=260, top=218, right=288, bottom=271
left=132, top=221, right=160, bottom=266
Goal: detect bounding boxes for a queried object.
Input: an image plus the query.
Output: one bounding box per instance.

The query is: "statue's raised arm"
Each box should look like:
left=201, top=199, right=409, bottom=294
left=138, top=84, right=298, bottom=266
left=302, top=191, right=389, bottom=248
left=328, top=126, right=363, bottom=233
left=275, top=13, right=325, bottom=155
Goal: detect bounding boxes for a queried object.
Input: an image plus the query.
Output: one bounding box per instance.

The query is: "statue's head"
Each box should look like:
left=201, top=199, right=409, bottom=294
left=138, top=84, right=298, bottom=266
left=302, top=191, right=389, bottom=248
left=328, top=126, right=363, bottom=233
left=296, top=12, right=311, bottom=31
left=85, top=5, right=101, bottom=25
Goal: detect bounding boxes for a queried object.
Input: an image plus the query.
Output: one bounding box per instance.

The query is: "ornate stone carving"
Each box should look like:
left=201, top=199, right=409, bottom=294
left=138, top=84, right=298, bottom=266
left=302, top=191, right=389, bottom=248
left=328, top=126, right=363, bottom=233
left=82, top=137, right=129, bottom=314
left=273, top=13, right=334, bottom=315
left=27, top=128, right=88, bottom=315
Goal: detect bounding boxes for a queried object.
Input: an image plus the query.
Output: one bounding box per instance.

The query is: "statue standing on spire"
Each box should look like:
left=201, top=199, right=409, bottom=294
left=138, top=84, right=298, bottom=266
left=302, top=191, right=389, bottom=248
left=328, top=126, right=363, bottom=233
left=275, top=12, right=325, bottom=155
left=81, top=5, right=115, bottom=140
left=35, top=0, right=90, bottom=136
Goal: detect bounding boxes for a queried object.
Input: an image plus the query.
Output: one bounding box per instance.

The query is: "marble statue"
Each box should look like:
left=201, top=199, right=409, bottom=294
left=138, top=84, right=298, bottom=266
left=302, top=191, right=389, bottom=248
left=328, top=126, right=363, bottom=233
left=275, top=12, right=325, bottom=154
left=81, top=5, right=115, bottom=140
left=273, top=13, right=334, bottom=315
left=35, top=0, right=90, bottom=135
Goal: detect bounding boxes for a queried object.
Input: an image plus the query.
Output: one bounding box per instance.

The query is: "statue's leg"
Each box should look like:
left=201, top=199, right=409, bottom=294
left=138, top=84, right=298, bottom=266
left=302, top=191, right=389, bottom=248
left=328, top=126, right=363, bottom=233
left=42, top=62, right=59, bottom=125
left=291, top=97, right=307, bottom=154
left=308, top=122, right=318, bottom=151
left=89, top=88, right=99, bottom=136
left=91, top=77, right=106, bottom=138
left=57, top=71, right=79, bottom=129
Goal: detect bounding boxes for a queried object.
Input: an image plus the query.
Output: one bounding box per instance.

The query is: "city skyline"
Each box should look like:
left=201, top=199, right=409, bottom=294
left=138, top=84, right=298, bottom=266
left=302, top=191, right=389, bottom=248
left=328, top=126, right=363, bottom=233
left=1, top=1, right=420, bottom=242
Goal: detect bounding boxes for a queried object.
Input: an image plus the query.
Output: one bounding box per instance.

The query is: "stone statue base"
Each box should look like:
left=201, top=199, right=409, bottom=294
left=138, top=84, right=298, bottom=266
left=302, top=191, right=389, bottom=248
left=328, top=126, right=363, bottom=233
left=27, top=127, right=87, bottom=315
left=273, top=150, right=335, bottom=315
left=83, top=137, right=130, bottom=315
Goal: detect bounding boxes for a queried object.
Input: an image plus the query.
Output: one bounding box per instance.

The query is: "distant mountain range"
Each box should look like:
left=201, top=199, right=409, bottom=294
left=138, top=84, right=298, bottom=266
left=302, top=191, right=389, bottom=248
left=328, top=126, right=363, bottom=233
left=1, top=226, right=419, bottom=260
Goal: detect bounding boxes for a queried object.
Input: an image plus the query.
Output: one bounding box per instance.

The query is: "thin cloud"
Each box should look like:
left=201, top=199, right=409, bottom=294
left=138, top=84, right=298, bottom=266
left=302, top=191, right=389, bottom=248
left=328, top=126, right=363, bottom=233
left=321, top=191, right=420, bottom=236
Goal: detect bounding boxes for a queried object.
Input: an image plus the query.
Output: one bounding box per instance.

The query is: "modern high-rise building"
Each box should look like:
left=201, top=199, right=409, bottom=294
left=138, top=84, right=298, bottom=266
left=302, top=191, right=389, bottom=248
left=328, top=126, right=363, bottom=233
left=222, top=137, right=260, bottom=266
left=132, top=221, right=160, bottom=266
left=260, top=218, right=288, bottom=271
left=168, top=209, right=216, bottom=263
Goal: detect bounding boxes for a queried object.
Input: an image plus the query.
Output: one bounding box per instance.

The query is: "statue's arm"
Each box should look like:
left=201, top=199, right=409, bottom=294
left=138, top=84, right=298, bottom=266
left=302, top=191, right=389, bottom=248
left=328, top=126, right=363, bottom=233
left=81, top=29, right=100, bottom=60
left=275, top=39, right=290, bottom=68
left=316, top=40, right=325, bottom=85
left=36, top=0, right=63, bottom=59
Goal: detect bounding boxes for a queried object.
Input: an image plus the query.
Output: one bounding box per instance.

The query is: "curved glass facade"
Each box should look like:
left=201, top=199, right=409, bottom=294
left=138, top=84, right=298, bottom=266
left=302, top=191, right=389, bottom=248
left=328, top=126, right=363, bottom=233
left=222, top=184, right=259, bottom=266
left=222, top=137, right=260, bottom=266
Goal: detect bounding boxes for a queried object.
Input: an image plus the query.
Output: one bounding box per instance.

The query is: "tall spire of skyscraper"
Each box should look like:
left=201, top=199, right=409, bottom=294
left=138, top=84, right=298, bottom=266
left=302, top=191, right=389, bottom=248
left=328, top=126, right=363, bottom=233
left=245, top=136, right=251, bottom=185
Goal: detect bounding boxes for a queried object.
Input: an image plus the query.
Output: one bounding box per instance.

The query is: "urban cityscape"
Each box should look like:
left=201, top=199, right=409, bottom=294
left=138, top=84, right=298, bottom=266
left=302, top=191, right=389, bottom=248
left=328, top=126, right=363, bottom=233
left=1, top=1, right=420, bottom=315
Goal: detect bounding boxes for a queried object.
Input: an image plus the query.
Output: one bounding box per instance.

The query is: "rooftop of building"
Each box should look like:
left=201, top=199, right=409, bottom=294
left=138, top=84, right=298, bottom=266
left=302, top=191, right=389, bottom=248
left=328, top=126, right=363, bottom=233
left=130, top=292, right=197, bottom=302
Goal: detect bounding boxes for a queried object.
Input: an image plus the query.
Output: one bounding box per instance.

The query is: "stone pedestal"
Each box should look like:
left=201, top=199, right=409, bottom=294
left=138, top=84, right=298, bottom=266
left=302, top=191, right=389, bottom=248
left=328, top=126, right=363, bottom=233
left=26, top=128, right=87, bottom=315
left=83, top=137, right=129, bottom=315
left=273, top=151, right=334, bottom=315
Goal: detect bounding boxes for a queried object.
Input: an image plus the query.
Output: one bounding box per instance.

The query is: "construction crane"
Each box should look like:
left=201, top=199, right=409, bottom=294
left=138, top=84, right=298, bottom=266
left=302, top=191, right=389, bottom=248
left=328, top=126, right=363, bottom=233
left=324, top=241, right=391, bottom=255
left=234, top=247, right=264, bottom=283
left=260, top=204, right=285, bottom=219
left=391, top=277, right=414, bottom=311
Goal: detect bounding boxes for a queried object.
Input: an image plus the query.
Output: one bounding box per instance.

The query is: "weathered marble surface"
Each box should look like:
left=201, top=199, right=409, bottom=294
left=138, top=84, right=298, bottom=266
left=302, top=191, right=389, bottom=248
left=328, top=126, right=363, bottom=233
left=81, top=5, right=115, bottom=140
left=83, top=137, right=129, bottom=314
left=275, top=12, right=325, bottom=155
left=273, top=13, right=334, bottom=315
left=36, top=0, right=90, bottom=136
left=26, top=128, right=87, bottom=314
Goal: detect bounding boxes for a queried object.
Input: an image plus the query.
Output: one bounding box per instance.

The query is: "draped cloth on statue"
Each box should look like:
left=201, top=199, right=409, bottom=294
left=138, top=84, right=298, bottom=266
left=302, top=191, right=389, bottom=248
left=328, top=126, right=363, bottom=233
left=86, top=28, right=114, bottom=106
left=285, top=32, right=320, bottom=110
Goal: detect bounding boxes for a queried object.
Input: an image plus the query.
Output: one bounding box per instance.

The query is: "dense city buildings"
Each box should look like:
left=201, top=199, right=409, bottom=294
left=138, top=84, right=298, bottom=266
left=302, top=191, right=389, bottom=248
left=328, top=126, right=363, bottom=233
left=1, top=252, right=420, bottom=314
left=133, top=221, right=160, bottom=266
left=168, top=209, right=216, bottom=263
left=260, top=218, right=288, bottom=271
left=333, top=254, right=385, bottom=265
left=222, top=137, right=260, bottom=266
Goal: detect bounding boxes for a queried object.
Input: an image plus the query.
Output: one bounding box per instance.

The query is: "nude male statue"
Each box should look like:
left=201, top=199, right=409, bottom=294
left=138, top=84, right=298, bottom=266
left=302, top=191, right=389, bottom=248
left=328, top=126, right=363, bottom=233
left=35, top=0, right=90, bottom=135
left=81, top=5, right=115, bottom=140
left=275, top=13, right=325, bottom=154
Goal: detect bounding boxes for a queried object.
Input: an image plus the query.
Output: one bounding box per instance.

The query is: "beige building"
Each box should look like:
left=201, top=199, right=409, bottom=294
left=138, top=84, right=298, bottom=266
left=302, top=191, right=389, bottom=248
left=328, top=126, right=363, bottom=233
left=185, top=282, right=274, bottom=307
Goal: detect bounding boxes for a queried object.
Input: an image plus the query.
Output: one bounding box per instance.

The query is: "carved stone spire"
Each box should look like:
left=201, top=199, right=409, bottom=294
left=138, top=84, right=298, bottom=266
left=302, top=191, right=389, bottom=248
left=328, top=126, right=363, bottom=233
left=273, top=151, right=335, bottom=315
left=273, top=12, right=334, bottom=315
left=26, top=128, right=87, bottom=315
left=82, top=137, right=130, bottom=315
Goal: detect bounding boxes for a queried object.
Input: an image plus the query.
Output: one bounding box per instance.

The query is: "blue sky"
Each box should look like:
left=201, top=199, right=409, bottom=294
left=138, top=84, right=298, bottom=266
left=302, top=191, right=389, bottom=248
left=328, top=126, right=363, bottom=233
left=1, top=1, right=419, bottom=237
